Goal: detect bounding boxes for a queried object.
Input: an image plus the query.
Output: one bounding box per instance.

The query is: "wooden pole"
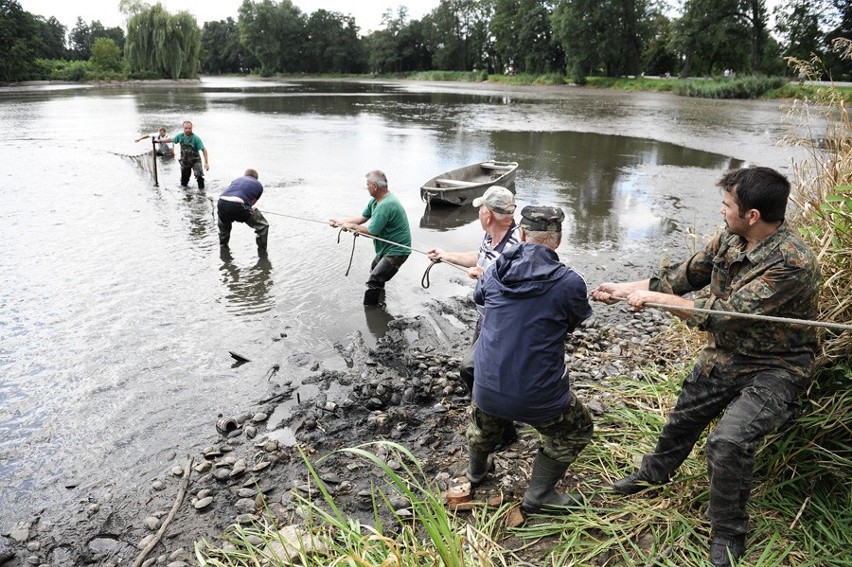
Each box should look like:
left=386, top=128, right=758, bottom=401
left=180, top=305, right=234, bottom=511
left=152, top=139, right=159, bottom=187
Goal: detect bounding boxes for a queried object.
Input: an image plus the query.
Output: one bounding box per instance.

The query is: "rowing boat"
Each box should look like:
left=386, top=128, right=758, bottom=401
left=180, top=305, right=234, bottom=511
left=420, top=160, right=518, bottom=207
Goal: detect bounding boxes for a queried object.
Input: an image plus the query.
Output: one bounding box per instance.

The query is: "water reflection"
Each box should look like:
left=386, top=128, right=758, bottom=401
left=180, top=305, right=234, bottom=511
left=363, top=304, right=395, bottom=341
left=420, top=203, right=480, bottom=231
left=493, top=130, right=743, bottom=246
left=219, top=247, right=274, bottom=314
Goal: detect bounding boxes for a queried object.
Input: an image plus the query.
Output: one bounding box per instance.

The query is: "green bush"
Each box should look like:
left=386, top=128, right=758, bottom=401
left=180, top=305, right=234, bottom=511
left=673, top=76, right=786, bottom=99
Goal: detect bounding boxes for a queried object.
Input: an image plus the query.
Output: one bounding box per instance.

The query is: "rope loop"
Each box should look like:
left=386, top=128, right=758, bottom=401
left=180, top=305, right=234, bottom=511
left=421, top=258, right=442, bottom=289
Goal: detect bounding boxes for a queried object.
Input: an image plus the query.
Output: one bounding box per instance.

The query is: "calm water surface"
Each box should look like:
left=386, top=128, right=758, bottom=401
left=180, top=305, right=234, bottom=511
left=0, top=77, right=797, bottom=524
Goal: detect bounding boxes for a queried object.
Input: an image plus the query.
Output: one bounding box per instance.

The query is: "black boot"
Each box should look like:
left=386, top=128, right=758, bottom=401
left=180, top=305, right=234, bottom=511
left=197, top=175, right=205, bottom=189
left=363, top=288, right=382, bottom=306
left=612, top=470, right=665, bottom=495
left=521, top=450, right=583, bottom=514
left=466, top=449, right=493, bottom=485
left=709, top=533, right=746, bottom=566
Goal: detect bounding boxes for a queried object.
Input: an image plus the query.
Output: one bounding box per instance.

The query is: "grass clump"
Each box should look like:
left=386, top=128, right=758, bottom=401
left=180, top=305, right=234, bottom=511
left=408, top=70, right=488, bottom=82
left=195, top=442, right=521, bottom=566
left=672, top=75, right=787, bottom=99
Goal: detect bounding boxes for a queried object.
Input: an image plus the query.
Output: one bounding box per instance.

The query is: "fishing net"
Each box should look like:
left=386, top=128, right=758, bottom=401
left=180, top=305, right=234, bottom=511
left=110, top=148, right=162, bottom=185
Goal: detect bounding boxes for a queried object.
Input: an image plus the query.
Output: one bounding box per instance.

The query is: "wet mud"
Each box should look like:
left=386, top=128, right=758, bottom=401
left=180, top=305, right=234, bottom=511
left=0, top=289, right=685, bottom=566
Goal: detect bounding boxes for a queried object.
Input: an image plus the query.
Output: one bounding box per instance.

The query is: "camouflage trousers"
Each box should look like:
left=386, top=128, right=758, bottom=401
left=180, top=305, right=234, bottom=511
left=636, top=365, right=802, bottom=536
left=466, top=393, right=593, bottom=464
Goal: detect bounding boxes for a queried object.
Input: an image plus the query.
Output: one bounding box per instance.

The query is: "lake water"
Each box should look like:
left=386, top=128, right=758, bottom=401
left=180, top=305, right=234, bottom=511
left=0, top=77, right=799, bottom=525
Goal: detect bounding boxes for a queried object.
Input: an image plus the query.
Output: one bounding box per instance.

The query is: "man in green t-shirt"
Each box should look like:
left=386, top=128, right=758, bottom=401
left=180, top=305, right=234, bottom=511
left=329, top=170, right=412, bottom=305
left=158, top=120, right=209, bottom=188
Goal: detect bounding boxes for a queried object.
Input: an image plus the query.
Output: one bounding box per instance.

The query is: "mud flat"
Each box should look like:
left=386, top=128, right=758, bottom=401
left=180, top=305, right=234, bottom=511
left=0, top=288, right=689, bottom=566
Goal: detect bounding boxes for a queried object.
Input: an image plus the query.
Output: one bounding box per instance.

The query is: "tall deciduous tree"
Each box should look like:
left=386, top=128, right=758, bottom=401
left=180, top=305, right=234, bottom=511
left=125, top=3, right=201, bottom=79
left=0, top=0, right=41, bottom=81
left=36, top=16, right=66, bottom=59
left=552, top=0, right=648, bottom=81
left=423, top=0, right=493, bottom=71
left=238, top=0, right=306, bottom=75
left=304, top=9, right=364, bottom=73
left=491, top=0, right=563, bottom=74
left=201, top=18, right=256, bottom=73
left=89, top=37, right=122, bottom=71
left=775, top=0, right=825, bottom=63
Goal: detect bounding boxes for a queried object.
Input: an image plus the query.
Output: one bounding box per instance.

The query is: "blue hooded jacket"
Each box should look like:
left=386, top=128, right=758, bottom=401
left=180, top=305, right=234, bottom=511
left=472, top=242, right=592, bottom=423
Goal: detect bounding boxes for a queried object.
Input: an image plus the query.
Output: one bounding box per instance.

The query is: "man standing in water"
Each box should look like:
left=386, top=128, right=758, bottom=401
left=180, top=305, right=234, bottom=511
left=427, top=185, right=521, bottom=394
left=157, top=120, right=209, bottom=188
left=217, top=169, right=269, bottom=256
left=466, top=205, right=593, bottom=514
left=329, top=170, right=411, bottom=306
left=591, top=166, right=821, bottom=566
left=134, top=127, right=174, bottom=157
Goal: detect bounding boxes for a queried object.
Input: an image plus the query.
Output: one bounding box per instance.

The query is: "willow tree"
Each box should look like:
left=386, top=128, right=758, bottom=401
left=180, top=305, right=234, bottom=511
left=125, top=3, right=201, bottom=79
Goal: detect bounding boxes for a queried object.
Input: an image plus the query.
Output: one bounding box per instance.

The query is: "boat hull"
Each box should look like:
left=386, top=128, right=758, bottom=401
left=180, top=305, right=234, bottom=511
left=420, top=161, right=518, bottom=207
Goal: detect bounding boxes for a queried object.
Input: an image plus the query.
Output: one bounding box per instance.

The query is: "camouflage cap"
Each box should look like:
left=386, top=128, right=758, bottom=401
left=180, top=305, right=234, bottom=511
left=519, top=205, right=564, bottom=232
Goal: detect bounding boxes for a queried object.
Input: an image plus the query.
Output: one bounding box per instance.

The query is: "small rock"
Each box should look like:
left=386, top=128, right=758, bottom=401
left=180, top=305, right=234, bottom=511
left=252, top=413, right=268, bottom=423
left=144, top=516, right=161, bottom=531
left=137, top=534, right=156, bottom=550
left=194, top=497, right=213, bottom=510
left=234, top=498, right=256, bottom=514
left=171, top=465, right=184, bottom=476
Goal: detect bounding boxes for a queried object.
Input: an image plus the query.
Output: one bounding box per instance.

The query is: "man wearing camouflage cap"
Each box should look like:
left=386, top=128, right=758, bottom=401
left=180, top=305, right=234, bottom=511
left=592, top=166, right=821, bottom=566
left=466, top=205, right=594, bottom=514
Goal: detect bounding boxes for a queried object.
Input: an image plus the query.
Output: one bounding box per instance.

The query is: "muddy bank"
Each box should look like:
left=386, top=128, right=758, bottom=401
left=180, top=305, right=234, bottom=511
left=0, top=292, right=685, bottom=566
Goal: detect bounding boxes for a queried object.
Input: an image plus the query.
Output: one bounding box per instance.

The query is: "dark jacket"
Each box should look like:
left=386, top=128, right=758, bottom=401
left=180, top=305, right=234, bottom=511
left=220, top=176, right=263, bottom=206
left=473, top=243, right=592, bottom=423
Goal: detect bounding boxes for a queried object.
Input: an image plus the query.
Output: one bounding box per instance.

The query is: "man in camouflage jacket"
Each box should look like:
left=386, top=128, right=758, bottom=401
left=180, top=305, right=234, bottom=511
left=592, top=166, right=821, bottom=567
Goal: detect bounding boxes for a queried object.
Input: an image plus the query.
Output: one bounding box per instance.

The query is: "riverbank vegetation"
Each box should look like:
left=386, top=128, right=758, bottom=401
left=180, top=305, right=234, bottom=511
left=2, top=0, right=849, bottom=87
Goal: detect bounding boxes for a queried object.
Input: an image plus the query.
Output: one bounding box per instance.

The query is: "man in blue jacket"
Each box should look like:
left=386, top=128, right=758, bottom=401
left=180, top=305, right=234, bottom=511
left=217, top=168, right=269, bottom=255
left=467, top=205, right=594, bottom=513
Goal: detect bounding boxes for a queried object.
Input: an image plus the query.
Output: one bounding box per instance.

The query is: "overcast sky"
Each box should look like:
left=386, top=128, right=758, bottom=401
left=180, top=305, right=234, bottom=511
left=18, top=0, right=785, bottom=37
left=17, top=0, right=439, bottom=35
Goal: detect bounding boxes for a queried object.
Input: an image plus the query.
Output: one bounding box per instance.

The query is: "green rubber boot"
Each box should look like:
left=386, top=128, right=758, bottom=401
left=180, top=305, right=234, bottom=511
left=466, top=449, right=493, bottom=485
left=521, top=450, right=583, bottom=514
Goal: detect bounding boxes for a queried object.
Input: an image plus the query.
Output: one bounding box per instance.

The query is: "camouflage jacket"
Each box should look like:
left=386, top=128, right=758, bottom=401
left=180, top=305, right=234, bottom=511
left=649, top=225, right=821, bottom=382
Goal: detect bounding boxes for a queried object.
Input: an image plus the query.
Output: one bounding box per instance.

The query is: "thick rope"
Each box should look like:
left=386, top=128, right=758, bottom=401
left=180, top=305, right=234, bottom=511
left=206, top=198, right=849, bottom=332
left=608, top=296, right=852, bottom=332
left=207, top=196, right=470, bottom=277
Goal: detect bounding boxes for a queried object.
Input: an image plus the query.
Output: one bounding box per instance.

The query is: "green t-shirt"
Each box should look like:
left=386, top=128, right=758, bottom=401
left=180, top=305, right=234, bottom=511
left=362, top=193, right=411, bottom=257
left=172, top=133, right=205, bottom=159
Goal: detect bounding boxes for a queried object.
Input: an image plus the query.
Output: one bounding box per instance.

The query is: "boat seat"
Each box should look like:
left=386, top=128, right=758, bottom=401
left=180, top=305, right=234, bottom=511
left=434, top=178, right=480, bottom=187
left=480, top=163, right=514, bottom=170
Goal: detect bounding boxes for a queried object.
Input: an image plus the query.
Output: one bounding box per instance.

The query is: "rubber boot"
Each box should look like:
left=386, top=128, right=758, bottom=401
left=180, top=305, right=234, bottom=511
left=363, top=288, right=382, bottom=306
left=197, top=175, right=205, bottom=189
left=466, top=449, right=493, bottom=485
left=521, top=450, right=583, bottom=514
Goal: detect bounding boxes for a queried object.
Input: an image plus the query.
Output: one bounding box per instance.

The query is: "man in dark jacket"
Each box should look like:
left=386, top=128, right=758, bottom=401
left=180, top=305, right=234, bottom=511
left=217, top=168, right=269, bottom=255
left=467, top=205, right=594, bottom=514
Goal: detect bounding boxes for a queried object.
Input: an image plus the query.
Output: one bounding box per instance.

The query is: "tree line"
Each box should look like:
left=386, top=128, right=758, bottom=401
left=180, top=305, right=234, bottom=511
left=1, top=0, right=849, bottom=84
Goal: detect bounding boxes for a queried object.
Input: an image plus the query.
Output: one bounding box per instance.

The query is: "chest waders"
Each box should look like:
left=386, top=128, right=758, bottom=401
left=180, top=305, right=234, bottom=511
left=179, top=139, right=204, bottom=188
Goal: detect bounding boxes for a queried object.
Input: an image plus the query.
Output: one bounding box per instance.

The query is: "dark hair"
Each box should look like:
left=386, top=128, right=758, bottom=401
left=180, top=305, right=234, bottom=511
left=244, top=168, right=259, bottom=179
left=717, top=166, right=790, bottom=223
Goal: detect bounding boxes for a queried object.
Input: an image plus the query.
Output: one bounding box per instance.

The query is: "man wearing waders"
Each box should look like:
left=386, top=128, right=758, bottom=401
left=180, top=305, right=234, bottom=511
left=217, top=169, right=269, bottom=256
left=329, top=170, right=411, bottom=306
left=158, top=120, right=209, bottom=188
